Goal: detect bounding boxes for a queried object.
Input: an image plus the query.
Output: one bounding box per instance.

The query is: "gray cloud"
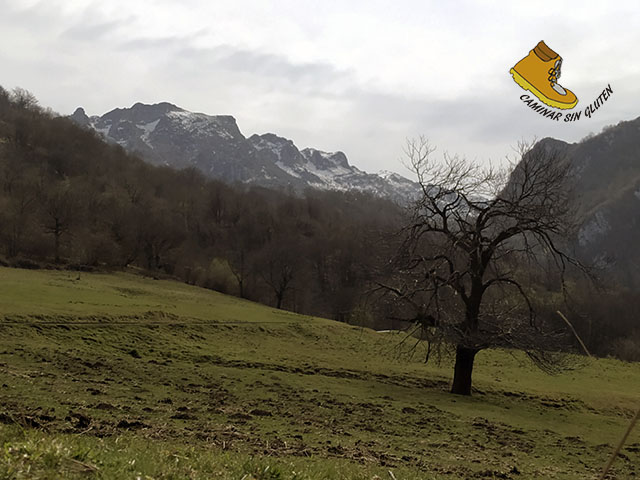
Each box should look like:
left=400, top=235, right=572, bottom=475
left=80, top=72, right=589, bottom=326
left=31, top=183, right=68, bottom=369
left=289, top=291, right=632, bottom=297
left=61, top=18, right=134, bottom=42
left=213, top=46, right=348, bottom=84
left=116, top=38, right=356, bottom=96
left=118, top=30, right=208, bottom=51
left=1, top=0, right=638, bottom=175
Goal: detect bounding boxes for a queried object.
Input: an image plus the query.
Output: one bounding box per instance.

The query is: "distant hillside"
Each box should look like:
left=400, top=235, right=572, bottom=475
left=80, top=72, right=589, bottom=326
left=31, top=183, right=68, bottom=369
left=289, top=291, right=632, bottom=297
left=524, top=118, right=640, bottom=288
left=70, top=103, right=418, bottom=203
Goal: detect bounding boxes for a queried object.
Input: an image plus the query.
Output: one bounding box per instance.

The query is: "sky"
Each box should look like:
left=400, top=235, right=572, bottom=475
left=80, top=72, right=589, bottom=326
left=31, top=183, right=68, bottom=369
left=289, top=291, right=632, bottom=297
left=1, top=0, right=639, bottom=176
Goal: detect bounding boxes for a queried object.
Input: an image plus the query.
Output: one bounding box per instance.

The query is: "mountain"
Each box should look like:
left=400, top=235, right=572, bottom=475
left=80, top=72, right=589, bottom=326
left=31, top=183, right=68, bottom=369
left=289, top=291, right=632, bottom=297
left=528, top=118, right=640, bottom=288
left=70, top=103, right=417, bottom=203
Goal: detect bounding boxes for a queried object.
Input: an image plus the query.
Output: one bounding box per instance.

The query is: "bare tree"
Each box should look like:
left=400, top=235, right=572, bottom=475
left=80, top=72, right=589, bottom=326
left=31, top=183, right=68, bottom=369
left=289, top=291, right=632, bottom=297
left=41, top=183, right=77, bottom=263
left=257, top=237, right=302, bottom=309
left=380, top=138, right=583, bottom=395
left=229, top=247, right=250, bottom=298
left=10, top=87, right=39, bottom=111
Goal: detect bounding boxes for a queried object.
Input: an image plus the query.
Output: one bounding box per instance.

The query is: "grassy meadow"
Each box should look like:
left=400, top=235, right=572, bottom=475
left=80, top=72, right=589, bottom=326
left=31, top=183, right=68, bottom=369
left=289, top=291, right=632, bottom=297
left=0, top=266, right=638, bottom=479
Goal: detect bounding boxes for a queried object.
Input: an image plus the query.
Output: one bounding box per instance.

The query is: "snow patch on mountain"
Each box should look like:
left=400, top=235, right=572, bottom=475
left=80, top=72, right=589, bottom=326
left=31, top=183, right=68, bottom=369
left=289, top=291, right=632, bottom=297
left=168, top=111, right=213, bottom=137
left=306, top=165, right=353, bottom=189
left=379, top=170, right=413, bottom=185
left=139, top=119, right=160, bottom=147
left=94, top=125, right=111, bottom=138
left=164, top=110, right=237, bottom=141
left=275, top=162, right=301, bottom=179
left=252, top=136, right=285, bottom=160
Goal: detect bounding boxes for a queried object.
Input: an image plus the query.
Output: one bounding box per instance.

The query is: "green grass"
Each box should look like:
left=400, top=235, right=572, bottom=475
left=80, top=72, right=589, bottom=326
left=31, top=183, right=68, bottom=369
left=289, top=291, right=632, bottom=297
left=0, top=266, right=638, bottom=479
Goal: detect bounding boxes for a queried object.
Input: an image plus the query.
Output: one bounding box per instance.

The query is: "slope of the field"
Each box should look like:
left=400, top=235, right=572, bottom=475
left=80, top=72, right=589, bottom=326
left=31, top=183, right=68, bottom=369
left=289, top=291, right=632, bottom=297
left=0, top=267, right=638, bottom=479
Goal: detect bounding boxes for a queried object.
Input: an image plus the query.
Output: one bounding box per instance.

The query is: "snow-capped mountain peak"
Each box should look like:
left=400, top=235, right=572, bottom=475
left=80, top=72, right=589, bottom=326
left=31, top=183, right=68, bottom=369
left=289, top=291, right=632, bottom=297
left=71, top=102, right=418, bottom=203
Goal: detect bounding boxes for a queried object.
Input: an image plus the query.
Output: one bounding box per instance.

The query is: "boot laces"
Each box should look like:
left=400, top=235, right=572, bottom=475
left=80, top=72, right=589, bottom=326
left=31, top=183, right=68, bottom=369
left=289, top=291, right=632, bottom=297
left=548, top=59, right=562, bottom=85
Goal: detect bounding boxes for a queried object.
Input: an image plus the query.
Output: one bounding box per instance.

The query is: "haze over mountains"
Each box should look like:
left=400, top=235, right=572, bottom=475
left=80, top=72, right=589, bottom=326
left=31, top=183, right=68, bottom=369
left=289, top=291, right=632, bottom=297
left=70, top=102, right=417, bottom=203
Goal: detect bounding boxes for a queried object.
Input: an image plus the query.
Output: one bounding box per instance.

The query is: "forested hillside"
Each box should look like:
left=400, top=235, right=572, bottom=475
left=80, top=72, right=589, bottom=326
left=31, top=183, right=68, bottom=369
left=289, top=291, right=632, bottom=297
left=0, top=86, right=403, bottom=327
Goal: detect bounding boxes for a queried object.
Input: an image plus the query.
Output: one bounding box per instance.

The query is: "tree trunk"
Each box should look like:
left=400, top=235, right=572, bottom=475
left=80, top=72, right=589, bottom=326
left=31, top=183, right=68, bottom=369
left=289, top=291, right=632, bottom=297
left=54, top=221, right=61, bottom=264
left=451, top=345, right=478, bottom=395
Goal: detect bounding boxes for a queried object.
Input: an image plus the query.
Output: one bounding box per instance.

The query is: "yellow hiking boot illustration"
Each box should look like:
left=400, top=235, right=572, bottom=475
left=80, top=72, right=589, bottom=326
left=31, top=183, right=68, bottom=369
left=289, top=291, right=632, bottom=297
left=510, top=41, right=578, bottom=110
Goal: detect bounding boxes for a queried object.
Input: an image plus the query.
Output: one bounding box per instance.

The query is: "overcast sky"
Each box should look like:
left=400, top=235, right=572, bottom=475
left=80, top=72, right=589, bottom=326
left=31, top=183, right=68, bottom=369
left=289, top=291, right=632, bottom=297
left=1, top=0, right=639, bottom=175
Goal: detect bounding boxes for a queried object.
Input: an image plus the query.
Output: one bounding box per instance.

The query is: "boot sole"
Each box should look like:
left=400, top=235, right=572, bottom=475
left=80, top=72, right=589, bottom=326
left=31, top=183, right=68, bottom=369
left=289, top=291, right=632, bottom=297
left=510, top=68, right=578, bottom=110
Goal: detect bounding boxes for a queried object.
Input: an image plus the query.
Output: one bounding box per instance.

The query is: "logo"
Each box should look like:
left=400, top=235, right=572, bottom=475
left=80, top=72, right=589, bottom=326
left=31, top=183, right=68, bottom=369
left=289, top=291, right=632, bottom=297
left=509, top=40, right=612, bottom=122
left=510, top=40, right=577, bottom=110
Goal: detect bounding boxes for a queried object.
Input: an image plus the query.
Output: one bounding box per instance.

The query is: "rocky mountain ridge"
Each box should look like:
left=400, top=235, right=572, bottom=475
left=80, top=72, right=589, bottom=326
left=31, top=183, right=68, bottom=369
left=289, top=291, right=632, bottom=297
left=70, top=103, right=417, bottom=203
